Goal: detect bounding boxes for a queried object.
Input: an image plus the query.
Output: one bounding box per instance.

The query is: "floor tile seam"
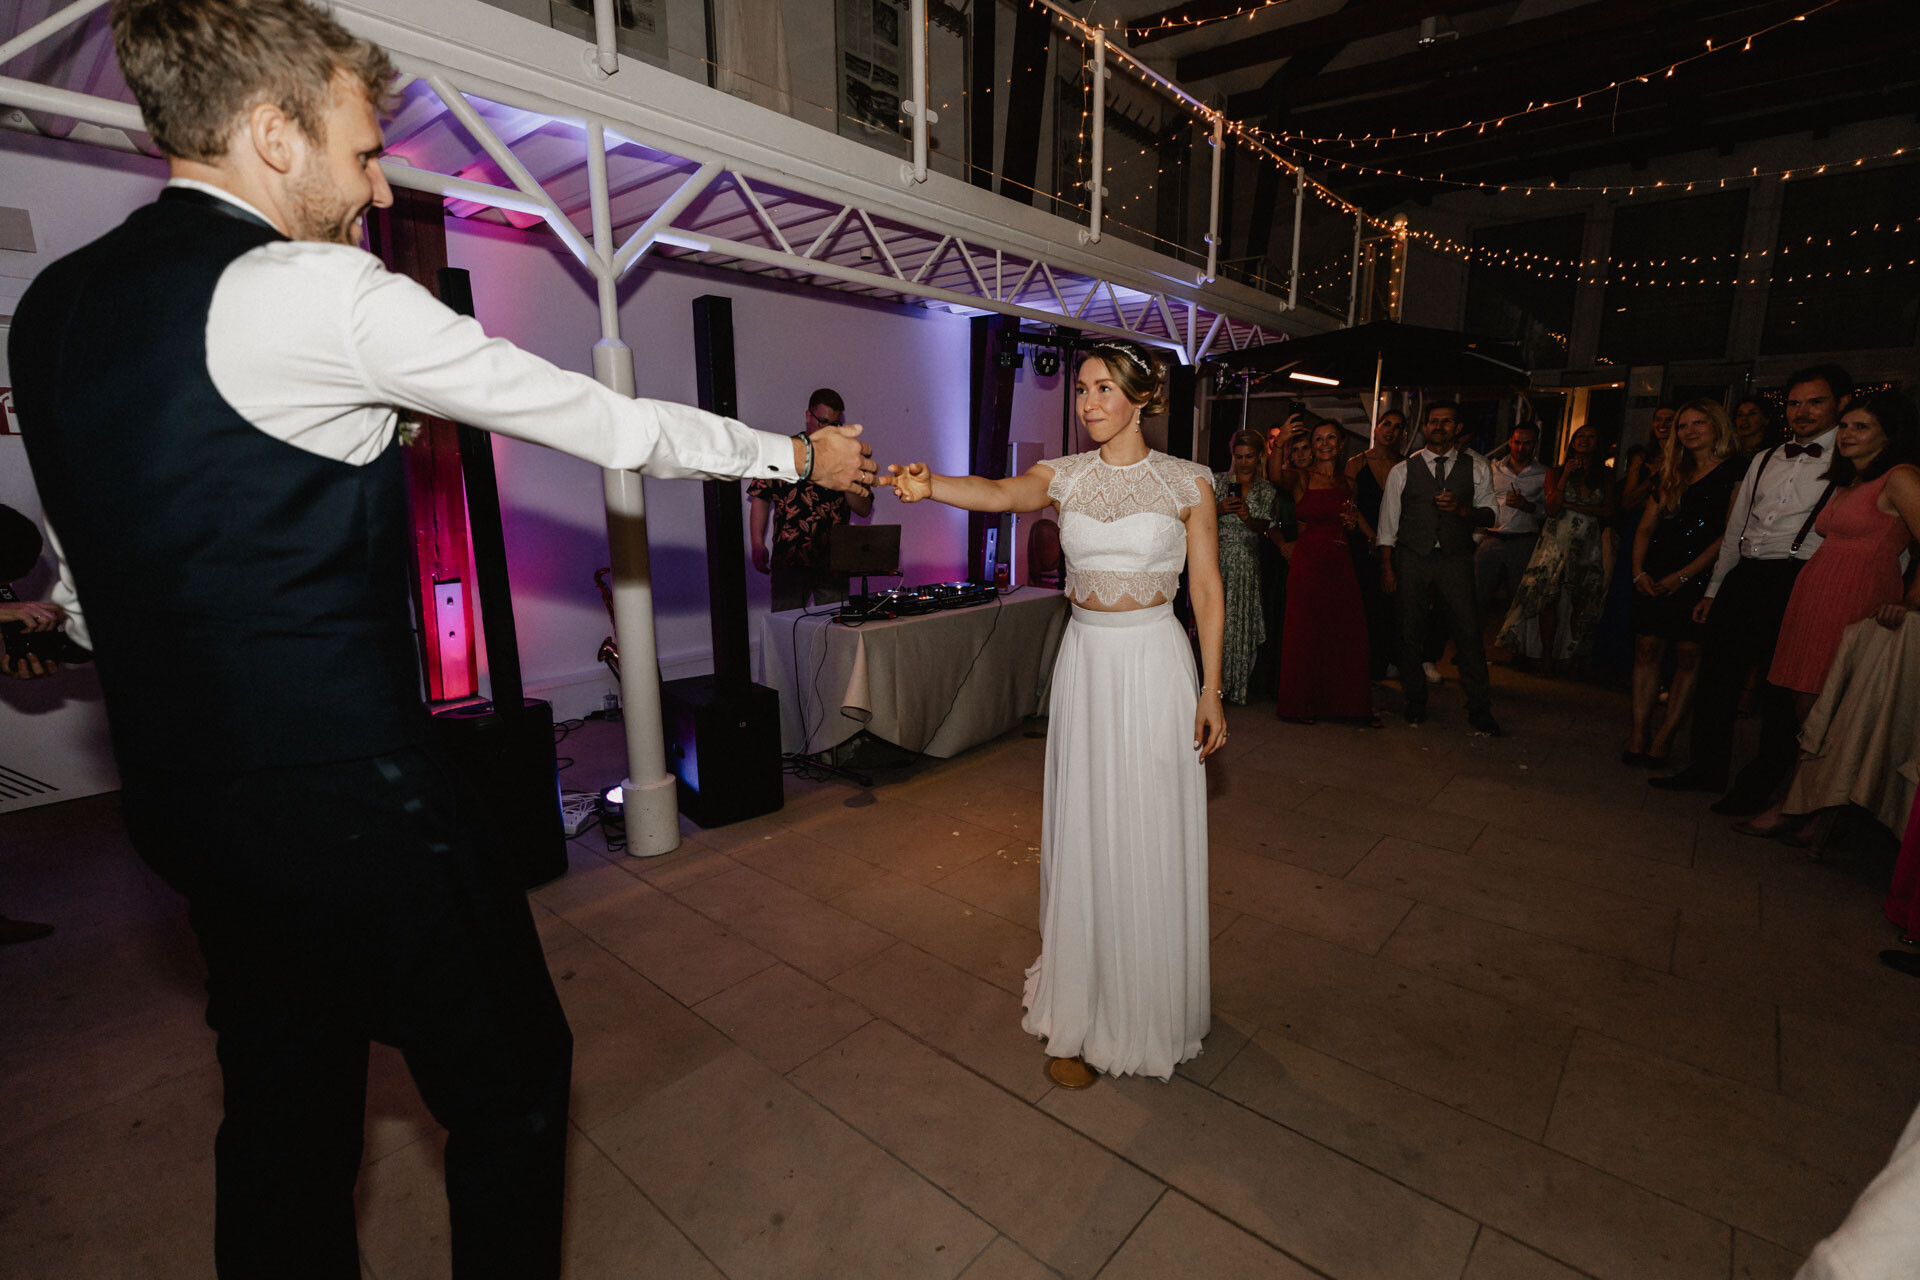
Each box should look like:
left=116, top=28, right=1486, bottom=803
left=1548, top=1027, right=1899, bottom=1177
left=761, top=1011, right=878, bottom=1080
left=1383, top=899, right=1774, bottom=1006
left=1646, top=959, right=1920, bottom=1049
left=667, top=868, right=898, bottom=968
left=1355, top=869, right=1695, bottom=954
left=794, top=1011, right=1069, bottom=1130
left=569, top=1120, right=733, bottom=1279
left=1114, top=1061, right=1484, bottom=1239
left=753, top=1064, right=1039, bottom=1264
left=0, top=1057, right=223, bottom=1151
left=1437, top=830, right=1769, bottom=913
left=1083, top=1184, right=1172, bottom=1280
left=558, top=925, right=779, bottom=1013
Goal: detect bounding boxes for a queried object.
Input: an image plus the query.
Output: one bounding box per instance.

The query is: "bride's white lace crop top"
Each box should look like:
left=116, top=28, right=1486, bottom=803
left=1044, top=449, right=1212, bottom=607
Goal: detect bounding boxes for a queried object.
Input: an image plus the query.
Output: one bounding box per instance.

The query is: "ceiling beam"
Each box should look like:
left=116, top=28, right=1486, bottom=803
left=1177, top=0, right=1519, bottom=82
left=1341, top=79, right=1916, bottom=206
left=1126, top=0, right=1262, bottom=47
left=1218, top=0, right=1780, bottom=112
left=1276, top=4, right=1899, bottom=143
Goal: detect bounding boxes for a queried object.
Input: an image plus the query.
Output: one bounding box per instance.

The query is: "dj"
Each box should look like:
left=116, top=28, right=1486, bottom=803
left=8, top=1, right=874, bottom=1276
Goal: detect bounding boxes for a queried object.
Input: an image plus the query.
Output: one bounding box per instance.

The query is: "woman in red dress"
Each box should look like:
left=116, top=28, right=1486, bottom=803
left=1735, top=391, right=1920, bottom=839
left=1270, top=420, right=1376, bottom=725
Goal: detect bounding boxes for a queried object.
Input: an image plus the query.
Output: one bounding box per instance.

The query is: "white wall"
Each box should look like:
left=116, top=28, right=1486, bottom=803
left=0, top=128, right=973, bottom=806
left=445, top=215, right=974, bottom=706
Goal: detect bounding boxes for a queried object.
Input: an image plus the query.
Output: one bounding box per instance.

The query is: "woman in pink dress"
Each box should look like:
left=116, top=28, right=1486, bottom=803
left=1735, top=391, right=1920, bottom=839
left=1271, top=420, right=1376, bottom=725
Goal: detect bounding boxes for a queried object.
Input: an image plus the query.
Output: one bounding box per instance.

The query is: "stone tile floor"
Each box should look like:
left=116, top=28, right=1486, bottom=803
left=3, top=667, right=1917, bottom=1279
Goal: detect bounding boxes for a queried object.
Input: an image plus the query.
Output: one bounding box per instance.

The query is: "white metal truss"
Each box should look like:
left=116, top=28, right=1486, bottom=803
left=0, top=0, right=1317, bottom=856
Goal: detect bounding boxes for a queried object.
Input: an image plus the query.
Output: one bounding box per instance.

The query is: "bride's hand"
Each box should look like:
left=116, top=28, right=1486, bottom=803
left=1195, top=691, right=1227, bottom=761
left=881, top=462, right=934, bottom=502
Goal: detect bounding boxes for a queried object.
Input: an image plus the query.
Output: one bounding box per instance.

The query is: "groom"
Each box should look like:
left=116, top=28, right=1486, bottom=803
left=1375, top=402, right=1503, bottom=736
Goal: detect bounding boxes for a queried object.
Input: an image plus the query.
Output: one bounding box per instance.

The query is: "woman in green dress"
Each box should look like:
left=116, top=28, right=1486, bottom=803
left=1214, top=429, right=1279, bottom=704
left=1499, top=423, right=1617, bottom=672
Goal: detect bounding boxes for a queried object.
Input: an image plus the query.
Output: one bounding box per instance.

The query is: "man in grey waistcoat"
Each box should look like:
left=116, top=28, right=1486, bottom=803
left=1375, top=402, right=1503, bottom=735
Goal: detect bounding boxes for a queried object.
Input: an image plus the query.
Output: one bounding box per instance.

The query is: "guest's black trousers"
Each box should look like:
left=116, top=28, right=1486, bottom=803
left=123, top=745, right=572, bottom=1280
left=1686, top=556, right=1805, bottom=793
left=1395, top=546, right=1491, bottom=715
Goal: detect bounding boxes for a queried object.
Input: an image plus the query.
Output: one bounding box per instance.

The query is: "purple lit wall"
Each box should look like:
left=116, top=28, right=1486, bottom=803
left=443, top=216, right=974, bottom=711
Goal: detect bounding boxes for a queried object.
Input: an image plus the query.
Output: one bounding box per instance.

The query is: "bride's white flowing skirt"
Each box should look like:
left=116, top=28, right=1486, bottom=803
left=1022, top=602, right=1211, bottom=1080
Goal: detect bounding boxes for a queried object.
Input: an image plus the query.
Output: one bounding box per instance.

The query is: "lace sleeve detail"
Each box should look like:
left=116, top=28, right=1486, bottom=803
left=1149, top=455, right=1212, bottom=509
left=1042, top=453, right=1082, bottom=507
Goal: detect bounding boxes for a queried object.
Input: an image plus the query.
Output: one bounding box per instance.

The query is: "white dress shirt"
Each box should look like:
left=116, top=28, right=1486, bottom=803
left=1487, top=456, right=1550, bottom=536
left=1374, top=447, right=1497, bottom=550
left=48, top=180, right=801, bottom=646
left=1704, top=428, right=1838, bottom=598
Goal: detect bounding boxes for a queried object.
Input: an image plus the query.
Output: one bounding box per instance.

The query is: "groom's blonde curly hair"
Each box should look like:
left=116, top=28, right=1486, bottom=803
left=111, top=0, right=394, bottom=162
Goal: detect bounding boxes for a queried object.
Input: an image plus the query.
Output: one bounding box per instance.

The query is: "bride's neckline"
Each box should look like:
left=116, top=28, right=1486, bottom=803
left=1095, top=448, right=1156, bottom=471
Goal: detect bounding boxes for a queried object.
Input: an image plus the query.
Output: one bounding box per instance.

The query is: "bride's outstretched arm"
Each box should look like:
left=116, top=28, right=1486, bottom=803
left=880, top=461, right=1055, bottom=513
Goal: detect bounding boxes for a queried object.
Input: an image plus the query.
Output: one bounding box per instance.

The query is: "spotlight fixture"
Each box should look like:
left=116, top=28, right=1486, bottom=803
left=1033, top=347, right=1061, bottom=377
left=994, top=344, right=1024, bottom=371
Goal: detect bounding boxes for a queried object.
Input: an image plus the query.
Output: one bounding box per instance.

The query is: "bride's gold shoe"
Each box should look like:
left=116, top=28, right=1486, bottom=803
left=1046, top=1056, right=1097, bottom=1089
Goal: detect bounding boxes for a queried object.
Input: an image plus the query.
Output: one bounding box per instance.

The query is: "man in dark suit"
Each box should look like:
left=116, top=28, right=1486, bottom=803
left=1375, top=402, right=1503, bottom=736
left=9, top=3, right=875, bottom=1276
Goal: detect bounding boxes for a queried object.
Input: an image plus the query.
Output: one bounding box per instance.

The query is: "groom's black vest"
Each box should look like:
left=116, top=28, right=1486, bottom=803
left=10, top=189, right=427, bottom=778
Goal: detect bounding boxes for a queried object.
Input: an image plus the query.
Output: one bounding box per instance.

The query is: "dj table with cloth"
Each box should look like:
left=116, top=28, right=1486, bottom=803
left=760, top=587, right=1071, bottom=758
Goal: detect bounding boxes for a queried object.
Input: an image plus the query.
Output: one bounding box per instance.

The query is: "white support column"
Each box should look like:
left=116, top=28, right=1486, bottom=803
left=901, top=0, right=931, bottom=184
left=1287, top=166, right=1305, bottom=311
left=0, top=0, right=108, bottom=67
left=590, top=0, right=619, bottom=76
left=1079, top=31, right=1107, bottom=246
left=1202, top=115, right=1222, bottom=284
left=585, top=122, right=679, bottom=857
left=1347, top=210, right=1364, bottom=325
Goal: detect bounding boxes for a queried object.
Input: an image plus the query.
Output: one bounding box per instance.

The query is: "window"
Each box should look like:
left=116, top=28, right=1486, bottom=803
left=1466, top=215, right=1583, bottom=369
left=1761, top=163, right=1920, bottom=354
left=1600, top=190, right=1747, bottom=365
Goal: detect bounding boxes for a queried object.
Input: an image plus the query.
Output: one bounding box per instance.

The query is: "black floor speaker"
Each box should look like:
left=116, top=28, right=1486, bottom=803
left=431, top=697, right=568, bottom=888
left=661, top=675, right=783, bottom=829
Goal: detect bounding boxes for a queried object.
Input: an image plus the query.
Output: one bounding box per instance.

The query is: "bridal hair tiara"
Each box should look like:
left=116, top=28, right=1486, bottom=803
left=1087, top=342, right=1155, bottom=378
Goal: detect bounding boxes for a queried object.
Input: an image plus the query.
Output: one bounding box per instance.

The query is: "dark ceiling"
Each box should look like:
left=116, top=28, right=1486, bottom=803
left=1093, top=0, right=1920, bottom=208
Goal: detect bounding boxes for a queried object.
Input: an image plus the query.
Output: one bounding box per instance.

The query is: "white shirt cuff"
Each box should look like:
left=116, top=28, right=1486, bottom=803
left=753, top=431, right=801, bottom=483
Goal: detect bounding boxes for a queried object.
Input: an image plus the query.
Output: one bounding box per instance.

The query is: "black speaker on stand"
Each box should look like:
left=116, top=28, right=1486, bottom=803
left=660, top=294, right=785, bottom=828
left=427, top=267, right=568, bottom=888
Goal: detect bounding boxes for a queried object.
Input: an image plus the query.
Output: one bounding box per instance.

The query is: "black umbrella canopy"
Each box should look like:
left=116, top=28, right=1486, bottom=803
left=1206, top=321, right=1529, bottom=391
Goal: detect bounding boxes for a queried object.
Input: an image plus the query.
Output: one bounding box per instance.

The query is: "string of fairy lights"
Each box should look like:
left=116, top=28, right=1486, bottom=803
left=1246, top=0, right=1845, bottom=148
left=673, top=1, right=1909, bottom=296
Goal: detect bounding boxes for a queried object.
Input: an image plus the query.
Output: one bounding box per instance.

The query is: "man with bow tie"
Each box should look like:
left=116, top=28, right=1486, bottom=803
left=1652, top=365, right=1850, bottom=811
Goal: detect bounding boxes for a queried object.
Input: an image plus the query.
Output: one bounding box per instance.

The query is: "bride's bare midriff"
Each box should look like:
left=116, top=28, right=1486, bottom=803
left=1069, top=592, right=1169, bottom=612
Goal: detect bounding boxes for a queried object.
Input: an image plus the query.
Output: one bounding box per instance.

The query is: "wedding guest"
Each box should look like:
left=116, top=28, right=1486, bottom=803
left=1499, top=424, right=1616, bottom=673
left=1734, top=396, right=1779, bottom=455
left=1213, top=430, right=1278, bottom=705
left=1274, top=421, right=1375, bottom=725
left=1477, top=423, right=1551, bottom=664
left=1731, top=390, right=1920, bottom=838
left=1624, top=401, right=1747, bottom=767
left=1346, top=411, right=1405, bottom=677
left=1376, top=402, right=1502, bottom=735
left=1651, top=366, right=1850, bottom=809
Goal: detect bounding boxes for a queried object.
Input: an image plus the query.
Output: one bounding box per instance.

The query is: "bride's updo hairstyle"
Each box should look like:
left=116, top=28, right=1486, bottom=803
left=1080, top=340, right=1169, bottom=418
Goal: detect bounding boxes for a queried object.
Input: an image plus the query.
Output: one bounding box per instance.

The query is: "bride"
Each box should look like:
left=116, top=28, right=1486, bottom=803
left=881, top=339, right=1225, bottom=1083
